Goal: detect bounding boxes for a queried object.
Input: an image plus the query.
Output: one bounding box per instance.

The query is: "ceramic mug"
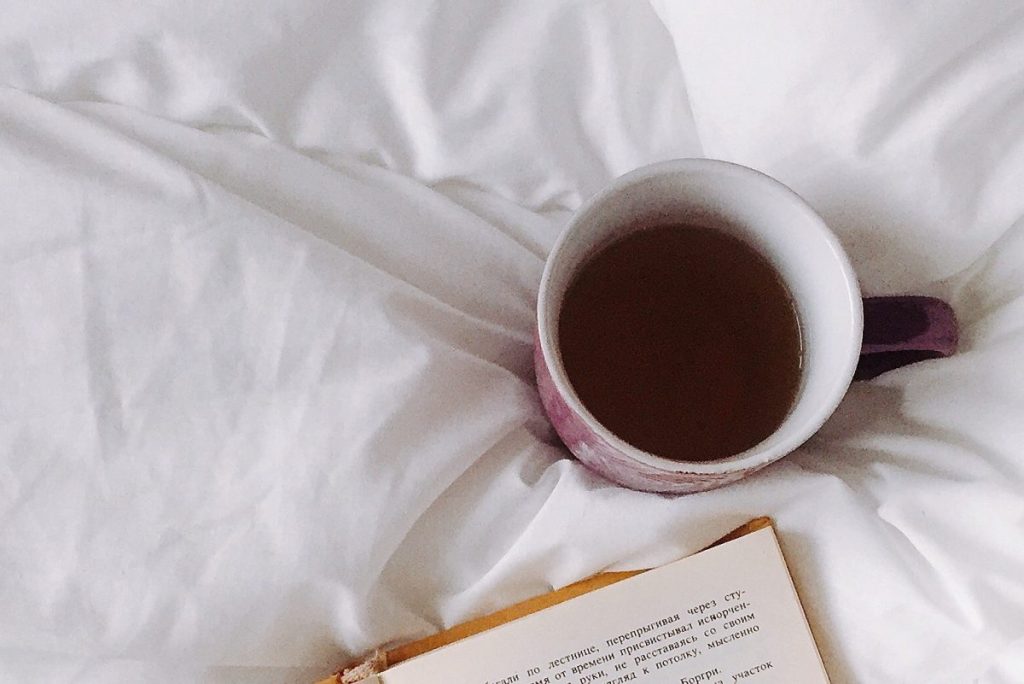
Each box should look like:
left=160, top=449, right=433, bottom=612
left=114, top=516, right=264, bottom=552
left=534, top=159, right=958, bottom=494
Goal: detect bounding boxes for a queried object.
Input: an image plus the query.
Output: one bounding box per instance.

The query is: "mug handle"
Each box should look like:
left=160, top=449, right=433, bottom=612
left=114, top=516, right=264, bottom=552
left=855, top=296, right=959, bottom=380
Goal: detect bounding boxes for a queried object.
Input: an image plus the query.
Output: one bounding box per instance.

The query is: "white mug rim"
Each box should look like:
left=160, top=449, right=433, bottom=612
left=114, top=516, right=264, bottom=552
left=537, top=158, right=863, bottom=475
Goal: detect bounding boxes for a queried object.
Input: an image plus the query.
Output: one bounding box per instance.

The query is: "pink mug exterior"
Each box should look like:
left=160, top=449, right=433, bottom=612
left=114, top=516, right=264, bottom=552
left=534, top=159, right=957, bottom=494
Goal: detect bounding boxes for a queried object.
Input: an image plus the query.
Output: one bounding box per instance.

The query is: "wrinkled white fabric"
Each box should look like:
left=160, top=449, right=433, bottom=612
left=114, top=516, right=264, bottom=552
left=1, top=1, right=1022, bottom=682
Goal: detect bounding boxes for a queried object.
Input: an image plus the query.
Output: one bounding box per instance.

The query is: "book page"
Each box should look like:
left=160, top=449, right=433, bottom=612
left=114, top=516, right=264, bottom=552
left=379, top=527, right=828, bottom=684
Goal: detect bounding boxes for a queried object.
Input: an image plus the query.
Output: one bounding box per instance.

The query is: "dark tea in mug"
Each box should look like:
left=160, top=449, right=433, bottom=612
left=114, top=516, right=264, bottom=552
left=557, top=224, right=802, bottom=463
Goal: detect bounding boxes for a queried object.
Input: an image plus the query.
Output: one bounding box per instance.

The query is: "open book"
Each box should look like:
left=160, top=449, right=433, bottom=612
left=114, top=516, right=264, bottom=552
left=329, top=519, right=829, bottom=683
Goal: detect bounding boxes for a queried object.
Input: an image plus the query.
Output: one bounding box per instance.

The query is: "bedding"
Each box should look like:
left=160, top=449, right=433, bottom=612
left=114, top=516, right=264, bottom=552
left=1, top=1, right=1023, bottom=682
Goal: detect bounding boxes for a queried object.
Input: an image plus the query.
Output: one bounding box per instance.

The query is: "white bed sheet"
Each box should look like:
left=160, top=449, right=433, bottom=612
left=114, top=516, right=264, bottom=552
left=1, top=1, right=1022, bottom=682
